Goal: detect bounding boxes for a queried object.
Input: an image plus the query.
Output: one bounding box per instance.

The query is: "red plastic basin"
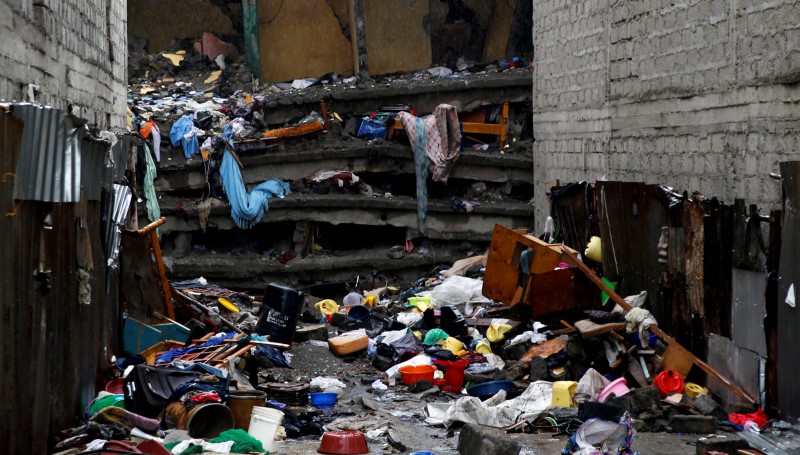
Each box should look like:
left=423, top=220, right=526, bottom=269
left=398, top=364, right=436, bottom=386
left=318, top=430, right=369, bottom=454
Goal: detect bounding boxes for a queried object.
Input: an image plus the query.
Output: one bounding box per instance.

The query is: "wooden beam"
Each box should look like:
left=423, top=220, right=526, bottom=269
left=561, top=246, right=757, bottom=404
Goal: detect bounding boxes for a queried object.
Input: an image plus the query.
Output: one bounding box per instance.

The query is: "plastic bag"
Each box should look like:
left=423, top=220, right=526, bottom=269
left=430, top=276, right=487, bottom=308
left=356, top=118, right=388, bottom=140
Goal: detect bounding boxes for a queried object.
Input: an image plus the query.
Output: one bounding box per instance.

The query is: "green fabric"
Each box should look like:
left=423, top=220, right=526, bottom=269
left=142, top=141, right=161, bottom=225
left=210, top=428, right=266, bottom=454
left=423, top=328, right=449, bottom=345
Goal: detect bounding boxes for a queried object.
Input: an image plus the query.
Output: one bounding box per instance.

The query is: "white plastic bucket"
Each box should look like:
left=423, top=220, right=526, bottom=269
left=248, top=406, right=283, bottom=453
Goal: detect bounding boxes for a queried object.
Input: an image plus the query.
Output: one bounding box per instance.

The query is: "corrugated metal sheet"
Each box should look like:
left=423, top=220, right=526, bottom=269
left=596, top=182, right=671, bottom=328
left=0, top=112, right=118, bottom=454
left=549, top=181, right=592, bottom=252
left=80, top=138, right=110, bottom=201
left=731, top=268, right=767, bottom=357
left=777, top=161, right=800, bottom=420
left=110, top=134, right=131, bottom=182
left=707, top=334, right=763, bottom=407
left=11, top=103, right=87, bottom=202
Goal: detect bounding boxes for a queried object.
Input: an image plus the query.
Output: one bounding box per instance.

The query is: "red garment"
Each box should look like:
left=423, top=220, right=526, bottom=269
left=728, top=407, right=768, bottom=429
left=188, top=391, right=221, bottom=404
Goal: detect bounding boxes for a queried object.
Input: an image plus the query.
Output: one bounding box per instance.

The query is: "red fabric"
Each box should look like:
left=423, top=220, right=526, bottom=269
left=728, top=407, right=768, bottom=429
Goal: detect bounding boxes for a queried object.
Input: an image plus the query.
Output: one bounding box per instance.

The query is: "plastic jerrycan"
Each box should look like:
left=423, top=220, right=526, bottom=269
left=255, top=283, right=304, bottom=344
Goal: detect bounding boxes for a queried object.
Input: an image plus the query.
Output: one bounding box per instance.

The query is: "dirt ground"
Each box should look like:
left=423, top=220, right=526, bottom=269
left=267, top=343, right=706, bottom=454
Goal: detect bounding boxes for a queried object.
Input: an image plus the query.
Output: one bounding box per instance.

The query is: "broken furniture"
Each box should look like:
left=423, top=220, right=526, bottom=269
left=387, top=101, right=510, bottom=148
left=483, top=224, right=598, bottom=316
left=562, top=246, right=758, bottom=404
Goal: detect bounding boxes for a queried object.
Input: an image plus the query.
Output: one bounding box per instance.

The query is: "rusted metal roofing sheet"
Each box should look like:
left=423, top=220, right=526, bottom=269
left=731, top=268, right=767, bottom=357
left=596, top=182, right=670, bottom=327
left=11, top=103, right=87, bottom=202
left=707, top=334, right=763, bottom=407
left=0, top=112, right=118, bottom=454
left=777, top=161, right=800, bottom=420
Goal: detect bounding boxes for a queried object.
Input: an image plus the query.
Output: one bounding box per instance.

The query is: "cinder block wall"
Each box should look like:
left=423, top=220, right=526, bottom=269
left=0, top=0, right=127, bottom=129
left=533, top=0, right=800, bottom=225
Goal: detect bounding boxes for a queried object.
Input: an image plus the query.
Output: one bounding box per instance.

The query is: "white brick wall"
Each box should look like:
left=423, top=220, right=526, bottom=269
left=0, top=0, right=127, bottom=129
left=533, top=0, right=800, bottom=225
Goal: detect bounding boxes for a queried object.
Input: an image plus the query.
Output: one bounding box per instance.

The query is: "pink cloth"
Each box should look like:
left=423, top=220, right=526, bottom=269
left=398, top=104, right=462, bottom=183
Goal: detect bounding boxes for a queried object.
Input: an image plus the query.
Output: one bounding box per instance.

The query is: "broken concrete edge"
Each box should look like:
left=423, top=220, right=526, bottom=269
left=157, top=141, right=533, bottom=173
left=154, top=192, right=535, bottom=217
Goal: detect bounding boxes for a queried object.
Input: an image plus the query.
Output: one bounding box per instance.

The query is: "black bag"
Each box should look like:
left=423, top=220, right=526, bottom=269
left=123, top=365, right=201, bottom=418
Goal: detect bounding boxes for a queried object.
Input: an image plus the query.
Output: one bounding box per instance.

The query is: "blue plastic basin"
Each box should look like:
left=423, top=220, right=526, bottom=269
left=466, top=380, right=520, bottom=401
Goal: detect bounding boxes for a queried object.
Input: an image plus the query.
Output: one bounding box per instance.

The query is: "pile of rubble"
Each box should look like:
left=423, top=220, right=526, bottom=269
left=52, top=218, right=799, bottom=455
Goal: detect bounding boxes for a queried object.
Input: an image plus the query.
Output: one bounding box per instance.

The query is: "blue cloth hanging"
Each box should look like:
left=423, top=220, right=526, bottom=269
left=220, top=150, right=290, bottom=229
left=169, top=115, right=200, bottom=158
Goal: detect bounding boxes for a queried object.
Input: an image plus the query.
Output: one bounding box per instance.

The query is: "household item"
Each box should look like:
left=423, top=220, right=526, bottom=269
left=407, top=295, right=431, bottom=311
left=162, top=401, right=234, bottom=438
left=551, top=381, right=578, bottom=407
left=228, top=390, right=267, bottom=431
left=89, top=394, right=125, bottom=415
left=654, top=370, right=685, bottom=398
left=466, top=380, right=520, bottom=401
left=217, top=297, right=240, bottom=312
left=585, top=236, right=602, bottom=262
left=318, top=430, right=369, bottom=455
left=328, top=331, right=369, bottom=356
left=123, top=365, right=201, bottom=418
left=683, top=382, right=708, bottom=398
left=432, top=359, right=469, bottom=393
left=439, top=305, right=468, bottom=337
left=255, top=283, right=304, bottom=345
left=597, top=377, right=630, bottom=403
left=315, top=299, right=339, bottom=315
left=105, top=377, right=125, bottom=394
left=483, top=225, right=597, bottom=314
left=123, top=317, right=191, bottom=356
left=248, top=406, right=284, bottom=453
left=260, top=382, right=310, bottom=406
left=398, top=364, right=436, bottom=385
left=310, top=392, right=338, bottom=415
left=347, top=305, right=370, bottom=321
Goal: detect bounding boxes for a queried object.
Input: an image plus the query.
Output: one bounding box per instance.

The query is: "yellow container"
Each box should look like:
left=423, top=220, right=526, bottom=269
left=683, top=382, right=708, bottom=397
left=552, top=381, right=578, bottom=407
left=585, top=236, right=602, bottom=262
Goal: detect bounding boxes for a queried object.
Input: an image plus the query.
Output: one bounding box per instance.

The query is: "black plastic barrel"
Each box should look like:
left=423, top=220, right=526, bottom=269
left=254, top=283, right=304, bottom=344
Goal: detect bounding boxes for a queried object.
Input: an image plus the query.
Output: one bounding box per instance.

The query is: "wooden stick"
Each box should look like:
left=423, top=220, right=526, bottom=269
left=561, top=247, right=757, bottom=404
left=149, top=228, right=175, bottom=320
left=172, top=286, right=245, bottom=334
left=222, top=338, right=291, bottom=350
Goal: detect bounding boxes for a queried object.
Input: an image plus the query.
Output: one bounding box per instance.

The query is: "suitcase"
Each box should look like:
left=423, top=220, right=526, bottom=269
left=123, top=364, right=201, bottom=418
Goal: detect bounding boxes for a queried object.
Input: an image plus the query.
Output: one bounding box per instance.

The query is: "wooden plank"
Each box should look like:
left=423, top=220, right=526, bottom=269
left=562, top=246, right=757, bottom=404
left=661, top=345, right=693, bottom=377
left=519, top=338, right=567, bottom=362
left=573, top=320, right=627, bottom=338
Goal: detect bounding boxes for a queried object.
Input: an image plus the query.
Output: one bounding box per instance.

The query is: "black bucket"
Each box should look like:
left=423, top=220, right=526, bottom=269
left=255, top=283, right=304, bottom=344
